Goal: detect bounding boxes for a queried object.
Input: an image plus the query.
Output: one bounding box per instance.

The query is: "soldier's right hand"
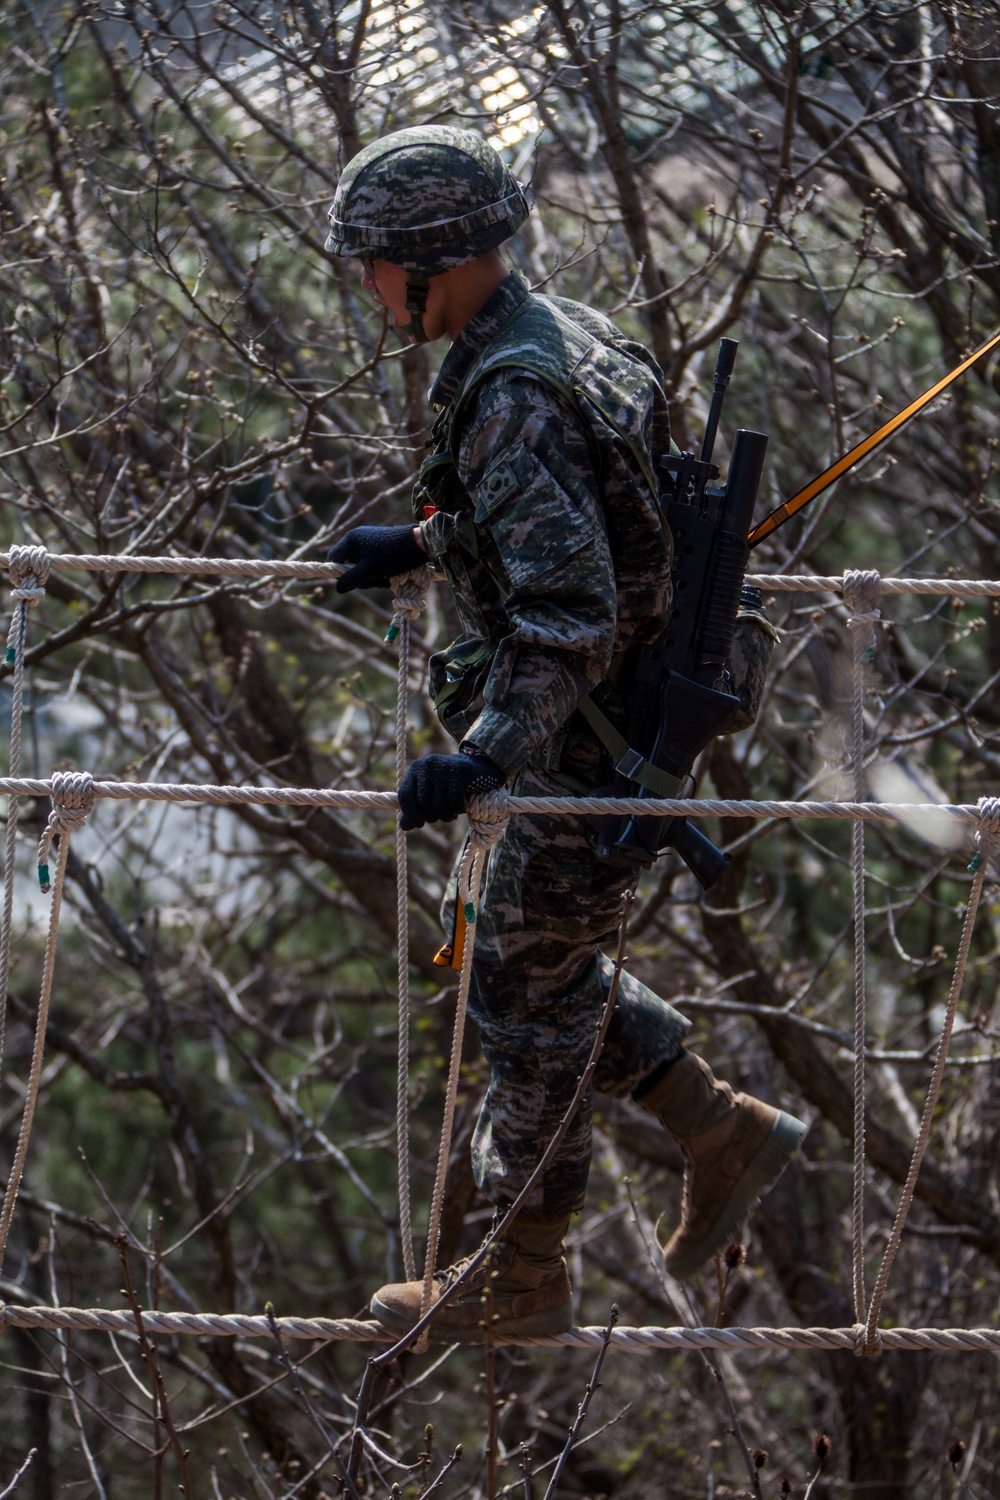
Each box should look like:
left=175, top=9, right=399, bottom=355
left=328, top=525, right=426, bottom=594
left=397, top=750, right=505, bottom=830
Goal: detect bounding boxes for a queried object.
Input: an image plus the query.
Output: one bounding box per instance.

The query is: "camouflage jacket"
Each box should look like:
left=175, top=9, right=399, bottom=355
left=414, top=272, right=674, bottom=777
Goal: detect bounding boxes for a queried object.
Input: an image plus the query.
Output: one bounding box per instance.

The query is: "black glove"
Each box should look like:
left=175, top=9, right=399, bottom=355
left=328, top=525, right=426, bottom=594
left=398, top=750, right=505, bottom=831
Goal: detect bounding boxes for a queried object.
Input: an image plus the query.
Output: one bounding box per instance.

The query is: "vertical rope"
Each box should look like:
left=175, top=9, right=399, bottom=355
left=0, top=546, right=50, bottom=1097
left=417, top=790, right=509, bottom=1350
left=388, top=567, right=430, bottom=1285
left=842, top=569, right=881, bottom=1325
left=0, top=770, right=94, bottom=1271
left=859, top=797, right=999, bottom=1354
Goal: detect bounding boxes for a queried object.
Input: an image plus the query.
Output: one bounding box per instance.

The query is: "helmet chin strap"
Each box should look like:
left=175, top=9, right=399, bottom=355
left=398, top=273, right=431, bottom=344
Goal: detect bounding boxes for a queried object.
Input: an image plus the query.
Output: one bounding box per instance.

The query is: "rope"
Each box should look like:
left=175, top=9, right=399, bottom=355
left=843, top=568, right=882, bottom=664
left=0, top=553, right=995, bottom=597
left=0, top=547, right=50, bottom=1101
left=0, top=777, right=986, bottom=823
left=2, top=1302, right=999, bottom=1353
left=843, top=569, right=882, bottom=1324
left=35, top=771, right=96, bottom=894
left=417, top=790, right=510, bottom=1346
left=859, top=796, right=1000, bottom=1354
left=749, top=576, right=1000, bottom=597
left=0, top=772, right=94, bottom=1272
left=0, top=552, right=346, bottom=581
left=7, top=546, right=51, bottom=608
left=388, top=567, right=431, bottom=1285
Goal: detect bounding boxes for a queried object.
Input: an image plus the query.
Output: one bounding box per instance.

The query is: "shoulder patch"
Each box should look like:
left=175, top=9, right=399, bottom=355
left=479, top=459, right=521, bottom=514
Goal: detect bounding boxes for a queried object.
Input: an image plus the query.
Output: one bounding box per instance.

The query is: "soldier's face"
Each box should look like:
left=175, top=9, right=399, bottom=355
left=361, top=257, right=409, bottom=323
left=360, top=257, right=445, bottom=343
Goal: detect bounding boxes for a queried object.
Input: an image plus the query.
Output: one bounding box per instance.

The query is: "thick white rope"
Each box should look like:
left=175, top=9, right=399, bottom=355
left=0, top=778, right=986, bottom=823
left=387, top=567, right=431, bottom=1284
left=0, top=547, right=50, bottom=1097
left=417, top=792, right=509, bottom=1345
left=0, top=552, right=348, bottom=581
left=1, top=1302, right=999, bottom=1353
left=750, top=575, right=1000, bottom=596
left=843, top=569, right=882, bottom=1324
left=0, top=771, right=94, bottom=1270
left=860, top=797, right=1000, bottom=1354
left=0, top=553, right=996, bottom=597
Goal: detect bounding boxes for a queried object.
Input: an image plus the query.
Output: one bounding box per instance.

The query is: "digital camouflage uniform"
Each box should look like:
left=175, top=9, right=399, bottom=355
left=327, top=128, right=804, bottom=1320
left=413, top=272, right=691, bottom=1219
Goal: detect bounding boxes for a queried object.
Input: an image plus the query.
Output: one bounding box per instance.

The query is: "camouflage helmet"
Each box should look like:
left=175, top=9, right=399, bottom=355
left=326, top=125, right=529, bottom=275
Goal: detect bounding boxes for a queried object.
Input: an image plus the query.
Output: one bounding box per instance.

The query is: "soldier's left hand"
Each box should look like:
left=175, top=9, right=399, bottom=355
left=397, top=750, right=504, bottom=830
left=328, top=525, right=426, bottom=593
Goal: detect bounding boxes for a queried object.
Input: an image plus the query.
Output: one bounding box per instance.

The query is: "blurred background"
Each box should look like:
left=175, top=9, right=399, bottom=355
left=0, top=2, right=998, bottom=1494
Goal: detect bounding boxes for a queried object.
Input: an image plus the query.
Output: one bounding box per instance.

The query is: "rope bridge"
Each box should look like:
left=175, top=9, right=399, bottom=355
left=0, top=545, right=997, bottom=1360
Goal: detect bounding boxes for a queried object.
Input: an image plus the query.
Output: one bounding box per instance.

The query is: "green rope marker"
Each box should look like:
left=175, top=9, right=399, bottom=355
left=384, top=623, right=400, bottom=644
left=860, top=647, right=874, bottom=664
left=968, top=853, right=982, bottom=874
left=38, top=864, right=50, bottom=891
left=463, top=900, right=477, bottom=924
left=5, top=647, right=15, bottom=665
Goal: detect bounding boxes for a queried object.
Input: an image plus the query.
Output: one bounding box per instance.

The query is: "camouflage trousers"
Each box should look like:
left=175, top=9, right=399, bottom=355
left=462, top=758, right=690, bottom=1221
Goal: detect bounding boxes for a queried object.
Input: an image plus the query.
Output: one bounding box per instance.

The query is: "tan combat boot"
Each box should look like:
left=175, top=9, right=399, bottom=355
left=638, top=1052, right=806, bottom=1277
left=371, top=1215, right=573, bottom=1344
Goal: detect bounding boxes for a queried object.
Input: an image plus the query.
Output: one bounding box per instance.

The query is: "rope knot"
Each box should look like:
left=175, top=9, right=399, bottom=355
left=843, top=570, right=882, bottom=662
left=970, top=795, right=1000, bottom=872
left=8, top=545, right=50, bottom=605
left=853, top=1322, right=884, bottom=1358
left=976, top=796, right=1000, bottom=837
left=386, top=565, right=431, bottom=641
left=37, top=771, right=95, bottom=892
left=467, top=787, right=510, bottom=851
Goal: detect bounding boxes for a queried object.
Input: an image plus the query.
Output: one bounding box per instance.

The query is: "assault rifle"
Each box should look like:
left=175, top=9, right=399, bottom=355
left=585, top=337, right=764, bottom=888
left=585, top=321, right=1000, bottom=889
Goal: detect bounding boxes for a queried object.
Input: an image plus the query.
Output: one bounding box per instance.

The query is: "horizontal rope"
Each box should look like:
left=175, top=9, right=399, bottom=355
left=0, top=777, right=988, bottom=824
left=0, top=552, right=344, bottom=581
left=3, top=1304, right=999, bottom=1354
left=0, top=553, right=996, bottom=597
left=752, top=575, right=1000, bottom=597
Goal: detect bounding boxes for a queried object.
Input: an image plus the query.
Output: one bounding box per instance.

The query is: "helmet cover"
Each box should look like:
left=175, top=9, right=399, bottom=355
left=326, top=124, right=529, bottom=274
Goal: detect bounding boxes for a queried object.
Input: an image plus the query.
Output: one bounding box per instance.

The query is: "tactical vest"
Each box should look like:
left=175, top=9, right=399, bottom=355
left=460, top=294, right=670, bottom=494
left=413, top=291, right=675, bottom=595
left=416, top=288, right=777, bottom=804
left=413, top=290, right=678, bottom=748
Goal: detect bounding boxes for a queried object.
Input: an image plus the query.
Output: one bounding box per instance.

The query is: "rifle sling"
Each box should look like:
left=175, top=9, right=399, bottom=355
left=576, top=696, right=687, bottom=798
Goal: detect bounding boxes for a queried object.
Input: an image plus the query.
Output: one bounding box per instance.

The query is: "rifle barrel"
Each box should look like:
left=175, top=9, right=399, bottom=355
left=699, top=338, right=739, bottom=467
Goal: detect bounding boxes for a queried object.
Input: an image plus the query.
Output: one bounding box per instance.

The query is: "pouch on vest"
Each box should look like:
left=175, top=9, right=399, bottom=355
left=411, top=442, right=473, bottom=521
left=428, top=633, right=496, bottom=741
left=723, top=591, right=779, bottom=734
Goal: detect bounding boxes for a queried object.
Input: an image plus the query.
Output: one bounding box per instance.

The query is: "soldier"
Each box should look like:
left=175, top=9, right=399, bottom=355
left=326, top=125, right=805, bottom=1341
